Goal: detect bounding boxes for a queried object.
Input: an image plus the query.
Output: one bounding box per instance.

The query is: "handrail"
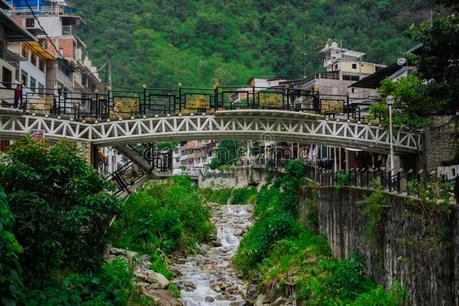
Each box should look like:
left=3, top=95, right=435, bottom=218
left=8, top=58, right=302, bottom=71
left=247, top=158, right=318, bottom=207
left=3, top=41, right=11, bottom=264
left=0, top=84, right=372, bottom=121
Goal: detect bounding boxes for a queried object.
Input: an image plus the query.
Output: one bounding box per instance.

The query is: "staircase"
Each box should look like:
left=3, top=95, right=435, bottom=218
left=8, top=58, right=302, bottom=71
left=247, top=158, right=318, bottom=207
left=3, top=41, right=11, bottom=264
left=107, top=144, right=173, bottom=196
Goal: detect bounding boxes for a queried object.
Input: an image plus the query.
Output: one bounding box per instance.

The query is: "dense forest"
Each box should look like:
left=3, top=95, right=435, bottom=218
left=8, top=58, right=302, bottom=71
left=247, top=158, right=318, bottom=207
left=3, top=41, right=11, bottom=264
left=71, top=0, right=434, bottom=89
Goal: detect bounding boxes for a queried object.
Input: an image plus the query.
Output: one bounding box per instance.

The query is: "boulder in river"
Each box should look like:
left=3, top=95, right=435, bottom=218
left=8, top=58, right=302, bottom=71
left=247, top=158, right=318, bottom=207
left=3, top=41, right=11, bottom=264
left=142, top=288, right=183, bottom=306
left=135, top=270, right=170, bottom=289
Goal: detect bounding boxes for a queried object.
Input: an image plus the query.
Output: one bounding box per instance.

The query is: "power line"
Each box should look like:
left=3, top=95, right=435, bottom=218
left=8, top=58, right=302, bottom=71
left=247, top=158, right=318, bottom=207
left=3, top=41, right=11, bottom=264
left=23, top=0, right=65, bottom=60
left=22, top=0, right=107, bottom=78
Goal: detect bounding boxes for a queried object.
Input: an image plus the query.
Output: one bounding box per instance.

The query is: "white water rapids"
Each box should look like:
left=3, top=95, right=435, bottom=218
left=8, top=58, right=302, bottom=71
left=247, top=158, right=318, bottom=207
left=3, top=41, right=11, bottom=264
left=172, top=204, right=253, bottom=306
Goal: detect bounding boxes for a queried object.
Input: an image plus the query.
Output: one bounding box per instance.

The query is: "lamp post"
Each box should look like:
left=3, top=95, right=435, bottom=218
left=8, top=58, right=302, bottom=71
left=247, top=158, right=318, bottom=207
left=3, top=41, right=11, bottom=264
left=386, top=95, right=395, bottom=177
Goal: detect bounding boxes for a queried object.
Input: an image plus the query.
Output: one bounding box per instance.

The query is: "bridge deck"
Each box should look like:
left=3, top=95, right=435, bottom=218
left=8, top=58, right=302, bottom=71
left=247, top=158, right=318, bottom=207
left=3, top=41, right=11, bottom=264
left=0, top=108, right=421, bottom=154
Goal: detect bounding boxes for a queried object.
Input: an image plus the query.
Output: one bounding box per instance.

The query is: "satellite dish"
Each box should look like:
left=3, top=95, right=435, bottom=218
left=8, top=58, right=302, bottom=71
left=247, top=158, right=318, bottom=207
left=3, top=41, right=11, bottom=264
left=397, top=57, right=407, bottom=66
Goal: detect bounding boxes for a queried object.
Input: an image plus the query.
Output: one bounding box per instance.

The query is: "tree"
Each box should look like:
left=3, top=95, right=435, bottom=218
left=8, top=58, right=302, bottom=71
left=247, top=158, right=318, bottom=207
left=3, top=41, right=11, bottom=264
left=0, top=137, right=122, bottom=286
left=209, top=140, right=244, bottom=169
left=408, top=9, right=459, bottom=112
left=0, top=190, right=23, bottom=306
left=374, top=75, right=431, bottom=128
left=71, top=0, right=432, bottom=88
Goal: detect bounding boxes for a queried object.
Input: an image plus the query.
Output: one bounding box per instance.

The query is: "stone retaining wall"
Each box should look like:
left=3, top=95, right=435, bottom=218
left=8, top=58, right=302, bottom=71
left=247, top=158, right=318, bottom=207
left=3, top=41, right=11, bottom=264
left=300, top=186, right=459, bottom=306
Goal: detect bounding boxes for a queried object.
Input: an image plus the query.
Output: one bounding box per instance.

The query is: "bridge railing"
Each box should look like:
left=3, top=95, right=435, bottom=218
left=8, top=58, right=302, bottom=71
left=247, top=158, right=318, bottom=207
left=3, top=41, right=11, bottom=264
left=302, top=161, right=453, bottom=199
left=0, top=84, right=372, bottom=120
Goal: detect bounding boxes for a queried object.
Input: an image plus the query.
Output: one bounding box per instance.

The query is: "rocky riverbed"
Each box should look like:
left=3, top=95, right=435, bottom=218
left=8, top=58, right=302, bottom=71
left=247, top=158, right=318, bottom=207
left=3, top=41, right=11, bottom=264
left=171, top=204, right=253, bottom=306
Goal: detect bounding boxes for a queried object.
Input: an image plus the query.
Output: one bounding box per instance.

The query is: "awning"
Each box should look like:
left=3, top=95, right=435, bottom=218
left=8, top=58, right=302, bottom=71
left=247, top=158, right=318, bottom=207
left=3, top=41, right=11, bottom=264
left=0, top=9, right=36, bottom=42
left=25, top=41, right=55, bottom=60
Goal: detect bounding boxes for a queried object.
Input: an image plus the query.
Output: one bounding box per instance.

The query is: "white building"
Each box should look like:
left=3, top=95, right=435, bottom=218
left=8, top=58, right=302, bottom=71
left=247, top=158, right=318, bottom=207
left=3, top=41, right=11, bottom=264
left=0, top=0, right=35, bottom=100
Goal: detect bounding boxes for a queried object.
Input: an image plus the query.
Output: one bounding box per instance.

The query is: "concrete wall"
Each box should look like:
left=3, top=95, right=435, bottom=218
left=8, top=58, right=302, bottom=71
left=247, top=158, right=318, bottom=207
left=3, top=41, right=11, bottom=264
left=423, top=116, right=458, bottom=173
left=341, top=61, right=378, bottom=74
left=300, top=186, right=459, bottom=306
left=198, top=167, right=267, bottom=189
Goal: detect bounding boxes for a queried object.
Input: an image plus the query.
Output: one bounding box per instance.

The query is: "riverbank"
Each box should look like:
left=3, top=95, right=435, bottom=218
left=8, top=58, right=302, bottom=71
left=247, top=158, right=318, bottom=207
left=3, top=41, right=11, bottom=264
left=234, top=161, right=408, bottom=305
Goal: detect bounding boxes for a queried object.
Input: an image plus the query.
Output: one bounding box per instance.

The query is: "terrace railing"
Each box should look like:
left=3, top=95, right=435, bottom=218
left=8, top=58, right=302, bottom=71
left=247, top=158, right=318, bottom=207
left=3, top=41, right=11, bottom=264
left=0, top=84, right=369, bottom=121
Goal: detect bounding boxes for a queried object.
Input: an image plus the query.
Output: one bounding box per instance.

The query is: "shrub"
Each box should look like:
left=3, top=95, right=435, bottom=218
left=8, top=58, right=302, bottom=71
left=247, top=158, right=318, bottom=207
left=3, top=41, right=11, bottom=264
left=357, top=181, right=388, bottom=244
left=254, top=184, right=281, bottom=216
left=230, top=187, right=257, bottom=204
left=23, top=258, right=155, bottom=306
left=198, top=187, right=232, bottom=205
left=0, top=137, right=122, bottom=285
left=234, top=211, right=297, bottom=273
left=277, top=160, right=306, bottom=216
left=0, top=190, right=23, bottom=306
left=350, top=283, right=409, bottom=306
left=111, top=176, right=214, bottom=255
left=334, top=172, right=350, bottom=190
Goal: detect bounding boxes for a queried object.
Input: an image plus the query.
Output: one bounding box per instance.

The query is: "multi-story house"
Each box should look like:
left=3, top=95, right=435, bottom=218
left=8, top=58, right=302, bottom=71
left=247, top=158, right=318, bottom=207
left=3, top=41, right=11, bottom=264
left=179, top=140, right=218, bottom=174
left=8, top=0, right=103, bottom=93
left=0, top=0, right=35, bottom=151
left=349, top=44, right=421, bottom=93
left=8, top=40, right=54, bottom=95
left=0, top=0, right=34, bottom=97
left=281, top=41, right=385, bottom=101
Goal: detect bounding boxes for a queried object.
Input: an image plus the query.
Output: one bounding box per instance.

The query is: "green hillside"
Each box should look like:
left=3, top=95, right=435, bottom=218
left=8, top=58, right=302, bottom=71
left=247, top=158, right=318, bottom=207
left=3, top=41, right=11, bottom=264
left=71, top=0, right=433, bottom=89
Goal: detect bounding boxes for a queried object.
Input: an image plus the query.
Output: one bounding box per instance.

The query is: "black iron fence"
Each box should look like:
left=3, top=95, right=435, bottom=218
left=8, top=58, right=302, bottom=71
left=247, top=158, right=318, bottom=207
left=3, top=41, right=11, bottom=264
left=0, top=83, right=368, bottom=121
left=302, top=161, right=452, bottom=199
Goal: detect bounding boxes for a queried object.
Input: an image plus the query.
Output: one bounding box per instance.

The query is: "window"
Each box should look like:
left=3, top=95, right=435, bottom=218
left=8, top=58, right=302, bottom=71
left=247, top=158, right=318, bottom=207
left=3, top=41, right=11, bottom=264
left=39, top=59, right=46, bottom=72
left=342, top=74, right=360, bottom=81
left=0, top=41, right=5, bottom=60
left=351, top=88, right=355, bottom=93
left=39, top=39, right=48, bottom=49
left=2, top=67, right=12, bottom=88
left=352, top=63, right=357, bottom=69
left=38, top=82, right=45, bottom=94
left=21, top=45, right=28, bottom=58
left=15, top=68, right=19, bottom=81
left=334, top=64, right=339, bottom=70
left=26, top=18, right=35, bottom=28
left=31, top=53, right=38, bottom=66
left=21, top=70, right=28, bottom=87
left=30, top=77, right=37, bottom=92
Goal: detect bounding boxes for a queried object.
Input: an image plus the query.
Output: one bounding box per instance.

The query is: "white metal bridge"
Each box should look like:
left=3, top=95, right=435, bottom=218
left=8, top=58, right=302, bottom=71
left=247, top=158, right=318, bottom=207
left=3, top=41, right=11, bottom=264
left=0, top=108, right=421, bottom=154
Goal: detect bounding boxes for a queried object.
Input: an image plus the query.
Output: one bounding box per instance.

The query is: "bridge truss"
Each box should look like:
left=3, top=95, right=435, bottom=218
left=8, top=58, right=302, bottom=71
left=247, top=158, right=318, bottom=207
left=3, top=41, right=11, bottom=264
left=0, top=109, right=420, bottom=154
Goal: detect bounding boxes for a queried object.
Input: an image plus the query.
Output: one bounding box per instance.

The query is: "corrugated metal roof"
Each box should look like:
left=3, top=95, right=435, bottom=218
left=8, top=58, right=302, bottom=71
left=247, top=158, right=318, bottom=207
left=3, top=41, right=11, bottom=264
left=343, top=50, right=365, bottom=58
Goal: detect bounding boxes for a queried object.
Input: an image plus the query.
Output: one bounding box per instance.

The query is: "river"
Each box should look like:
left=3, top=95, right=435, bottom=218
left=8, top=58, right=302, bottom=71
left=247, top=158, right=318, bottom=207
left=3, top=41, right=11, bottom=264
left=172, top=204, right=253, bottom=306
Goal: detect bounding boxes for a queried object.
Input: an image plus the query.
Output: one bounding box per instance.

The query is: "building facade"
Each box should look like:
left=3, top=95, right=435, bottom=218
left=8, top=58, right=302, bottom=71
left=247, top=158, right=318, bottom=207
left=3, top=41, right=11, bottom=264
left=281, top=41, right=385, bottom=101
left=8, top=0, right=103, bottom=93
left=0, top=0, right=35, bottom=101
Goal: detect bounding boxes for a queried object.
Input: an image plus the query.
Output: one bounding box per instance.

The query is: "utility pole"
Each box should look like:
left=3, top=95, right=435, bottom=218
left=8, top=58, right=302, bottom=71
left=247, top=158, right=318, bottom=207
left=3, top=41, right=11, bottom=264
left=387, top=96, right=395, bottom=177
left=107, top=59, right=112, bottom=91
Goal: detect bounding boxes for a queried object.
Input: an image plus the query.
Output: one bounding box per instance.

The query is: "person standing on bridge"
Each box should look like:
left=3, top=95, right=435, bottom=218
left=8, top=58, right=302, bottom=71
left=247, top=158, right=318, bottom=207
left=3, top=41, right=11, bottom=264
left=14, top=82, right=23, bottom=109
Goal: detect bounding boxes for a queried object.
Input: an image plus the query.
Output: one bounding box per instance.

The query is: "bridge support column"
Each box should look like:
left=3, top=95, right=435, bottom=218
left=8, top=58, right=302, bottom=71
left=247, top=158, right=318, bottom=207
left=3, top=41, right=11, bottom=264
left=75, top=141, right=98, bottom=169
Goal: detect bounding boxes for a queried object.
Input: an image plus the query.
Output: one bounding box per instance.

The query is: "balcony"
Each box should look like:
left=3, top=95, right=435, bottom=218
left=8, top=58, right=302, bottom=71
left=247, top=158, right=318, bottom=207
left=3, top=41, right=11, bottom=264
left=304, top=71, right=340, bottom=83
left=0, top=48, right=23, bottom=67
left=12, top=5, right=77, bottom=16
left=62, top=25, right=74, bottom=36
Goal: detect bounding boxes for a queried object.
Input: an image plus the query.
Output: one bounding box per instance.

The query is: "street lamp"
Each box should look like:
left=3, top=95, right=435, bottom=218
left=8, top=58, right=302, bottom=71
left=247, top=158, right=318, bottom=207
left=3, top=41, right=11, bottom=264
left=386, top=95, right=395, bottom=177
